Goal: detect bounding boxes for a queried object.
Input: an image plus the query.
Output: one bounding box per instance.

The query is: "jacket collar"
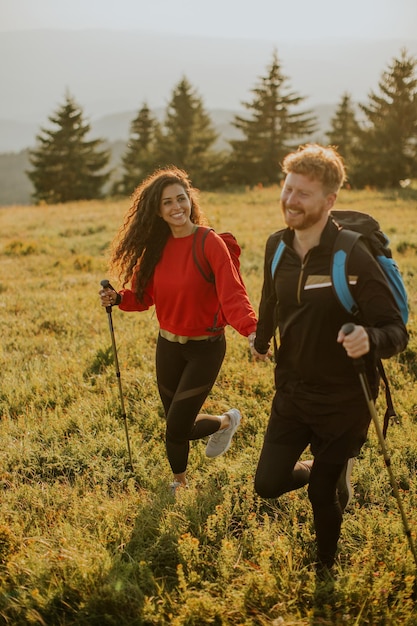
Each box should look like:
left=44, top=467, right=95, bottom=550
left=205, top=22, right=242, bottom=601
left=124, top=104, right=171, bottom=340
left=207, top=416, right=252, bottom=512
left=282, top=215, right=340, bottom=253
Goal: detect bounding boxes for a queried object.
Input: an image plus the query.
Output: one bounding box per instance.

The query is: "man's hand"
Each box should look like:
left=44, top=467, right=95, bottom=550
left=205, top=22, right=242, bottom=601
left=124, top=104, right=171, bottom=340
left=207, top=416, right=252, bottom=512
left=337, top=324, right=370, bottom=358
left=248, top=332, right=272, bottom=362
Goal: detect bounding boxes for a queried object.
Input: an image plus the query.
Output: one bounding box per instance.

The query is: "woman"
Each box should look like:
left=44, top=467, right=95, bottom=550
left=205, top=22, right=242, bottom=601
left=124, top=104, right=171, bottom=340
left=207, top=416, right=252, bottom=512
left=99, top=166, right=257, bottom=494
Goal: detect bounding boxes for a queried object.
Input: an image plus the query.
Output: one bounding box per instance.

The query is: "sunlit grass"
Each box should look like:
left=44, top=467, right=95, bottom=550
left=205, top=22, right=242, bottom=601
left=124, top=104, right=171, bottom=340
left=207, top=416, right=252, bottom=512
left=0, top=187, right=416, bottom=624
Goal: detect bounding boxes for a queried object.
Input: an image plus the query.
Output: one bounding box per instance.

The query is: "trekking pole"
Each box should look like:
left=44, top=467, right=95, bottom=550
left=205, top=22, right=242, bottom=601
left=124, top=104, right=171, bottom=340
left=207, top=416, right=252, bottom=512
left=341, top=323, right=417, bottom=569
left=100, top=279, right=134, bottom=471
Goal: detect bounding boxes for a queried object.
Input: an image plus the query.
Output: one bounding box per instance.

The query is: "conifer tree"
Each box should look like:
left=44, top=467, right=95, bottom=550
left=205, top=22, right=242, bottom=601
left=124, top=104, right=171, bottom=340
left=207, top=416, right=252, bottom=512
left=326, top=93, right=361, bottom=185
left=28, top=93, right=110, bottom=203
left=351, top=49, right=417, bottom=188
left=228, top=50, right=317, bottom=186
left=156, top=77, right=219, bottom=187
left=114, top=102, right=160, bottom=196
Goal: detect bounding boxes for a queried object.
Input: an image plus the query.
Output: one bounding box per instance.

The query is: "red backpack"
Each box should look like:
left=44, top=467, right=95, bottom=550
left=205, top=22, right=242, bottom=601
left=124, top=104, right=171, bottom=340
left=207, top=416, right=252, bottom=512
left=192, top=227, right=244, bottom=332
left=192, top=227, right=243, bottom=285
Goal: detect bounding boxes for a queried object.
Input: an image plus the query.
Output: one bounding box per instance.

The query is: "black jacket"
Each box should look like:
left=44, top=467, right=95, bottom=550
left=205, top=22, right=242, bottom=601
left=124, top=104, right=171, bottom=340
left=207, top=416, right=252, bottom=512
left=254, top=217, right=408, bottom=399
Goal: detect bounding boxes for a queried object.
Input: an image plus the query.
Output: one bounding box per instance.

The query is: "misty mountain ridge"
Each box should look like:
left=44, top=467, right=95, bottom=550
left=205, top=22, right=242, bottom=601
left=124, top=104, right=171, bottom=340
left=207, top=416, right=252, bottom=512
left=0, top=104, right=336, bottom=154
left=0, top=102, right=342, bottom=207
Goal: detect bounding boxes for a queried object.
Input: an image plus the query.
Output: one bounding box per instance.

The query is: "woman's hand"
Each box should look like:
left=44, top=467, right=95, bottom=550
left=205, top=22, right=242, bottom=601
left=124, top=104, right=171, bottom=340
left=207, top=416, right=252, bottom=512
left=99, top=287, right=120, bottom=308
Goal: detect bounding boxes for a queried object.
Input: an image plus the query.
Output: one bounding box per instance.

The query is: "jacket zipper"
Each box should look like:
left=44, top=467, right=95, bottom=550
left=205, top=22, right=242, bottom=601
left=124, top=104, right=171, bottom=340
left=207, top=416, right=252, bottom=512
left=297, top=250, right=311, bottom=304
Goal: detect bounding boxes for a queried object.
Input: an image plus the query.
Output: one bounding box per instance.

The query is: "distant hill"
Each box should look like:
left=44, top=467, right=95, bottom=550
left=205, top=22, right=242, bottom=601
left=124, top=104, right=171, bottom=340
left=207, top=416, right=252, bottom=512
left=0, top=120, right=40, bottom=154
left=0, top=104, right=336, bottom=154
left=0, top=104, right=337, bottom=206
left=89, top=108, right=245, bottom=152
left=89, top=104, right=336, bottom=150
left=0, top=150, right=33, bottom=206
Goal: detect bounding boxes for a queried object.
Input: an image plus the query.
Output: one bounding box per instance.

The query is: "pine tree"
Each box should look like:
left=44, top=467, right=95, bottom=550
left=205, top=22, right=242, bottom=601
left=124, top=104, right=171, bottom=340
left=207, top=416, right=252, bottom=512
left=27, top=93, right=110, bottom=203
left=326, top=93, right=361, bottom=179
left=156, top=77, right=219, bottom=187
left=228, top=50, right=317, bottom=186
left=351, top=49, right=417, bottom=188
left=114, top=102, right=160, bottom=196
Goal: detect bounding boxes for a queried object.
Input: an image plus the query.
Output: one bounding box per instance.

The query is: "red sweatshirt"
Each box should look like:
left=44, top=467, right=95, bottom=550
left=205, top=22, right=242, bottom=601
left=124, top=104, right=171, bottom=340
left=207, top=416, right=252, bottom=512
left=118, top=228, right=257, bottom=337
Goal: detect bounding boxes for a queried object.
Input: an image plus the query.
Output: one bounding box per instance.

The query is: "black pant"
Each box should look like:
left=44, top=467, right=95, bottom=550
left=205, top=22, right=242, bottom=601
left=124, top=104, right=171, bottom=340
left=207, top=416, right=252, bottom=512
left=254, top=384, right=370, bottom=567
left=156, top=333, right=226, bottom=474
left=255, top=442, right=345, bottom=567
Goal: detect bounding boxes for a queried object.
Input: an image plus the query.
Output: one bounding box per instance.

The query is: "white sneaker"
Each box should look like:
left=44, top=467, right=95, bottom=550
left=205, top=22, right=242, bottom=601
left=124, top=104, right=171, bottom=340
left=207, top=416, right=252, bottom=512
left=169, top=480, right=188, bottom=496
left=205, top=409, right=241, bottom=458
left=337, top=458, right=354, bottom=512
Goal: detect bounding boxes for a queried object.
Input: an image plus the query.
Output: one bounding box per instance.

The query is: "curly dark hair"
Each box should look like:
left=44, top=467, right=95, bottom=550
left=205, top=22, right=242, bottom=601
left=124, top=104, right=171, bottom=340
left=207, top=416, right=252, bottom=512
left=110, top=166, right=208, bottom=301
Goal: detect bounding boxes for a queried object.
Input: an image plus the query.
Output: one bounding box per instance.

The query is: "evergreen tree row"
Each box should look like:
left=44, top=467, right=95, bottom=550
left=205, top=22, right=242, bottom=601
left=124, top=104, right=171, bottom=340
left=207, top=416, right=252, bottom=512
left=27, top=48, right=417, bottom=203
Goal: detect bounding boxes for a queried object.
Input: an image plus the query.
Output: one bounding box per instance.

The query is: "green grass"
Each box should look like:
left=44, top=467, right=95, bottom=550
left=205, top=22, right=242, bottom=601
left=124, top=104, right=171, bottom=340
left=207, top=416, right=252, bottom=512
left=0, top=188, right=416, bottom=625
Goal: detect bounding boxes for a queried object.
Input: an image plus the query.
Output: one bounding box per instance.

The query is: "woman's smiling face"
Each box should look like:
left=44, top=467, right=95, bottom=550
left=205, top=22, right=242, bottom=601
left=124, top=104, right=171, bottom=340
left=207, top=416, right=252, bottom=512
left=158, top=183, right=193, bottom=233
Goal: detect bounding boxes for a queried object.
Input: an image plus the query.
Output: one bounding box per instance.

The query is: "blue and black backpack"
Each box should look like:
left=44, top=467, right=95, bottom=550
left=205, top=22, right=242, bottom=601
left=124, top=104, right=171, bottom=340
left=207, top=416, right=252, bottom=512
left=271, top=209, right=409, bottom=437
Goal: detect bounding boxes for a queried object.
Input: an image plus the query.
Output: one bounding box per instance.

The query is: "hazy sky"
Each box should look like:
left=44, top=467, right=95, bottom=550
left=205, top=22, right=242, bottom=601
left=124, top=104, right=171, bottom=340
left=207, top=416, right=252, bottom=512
left=1, top=0, right=417, bottom=41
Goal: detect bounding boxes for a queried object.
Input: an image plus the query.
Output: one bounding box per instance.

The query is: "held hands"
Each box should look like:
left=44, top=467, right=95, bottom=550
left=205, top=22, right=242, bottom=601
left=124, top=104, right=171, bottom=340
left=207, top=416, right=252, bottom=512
left=248, top=332, right=271, bottom=362
left=337, top=324, right=370, bottom=359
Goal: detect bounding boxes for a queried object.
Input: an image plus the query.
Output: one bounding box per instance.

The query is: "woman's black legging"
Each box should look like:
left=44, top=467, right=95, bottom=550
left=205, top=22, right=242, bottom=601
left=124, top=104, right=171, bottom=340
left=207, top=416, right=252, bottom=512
left=156, top=333, right=226, bottom=474
left=255, top=441, right=345, bottom=567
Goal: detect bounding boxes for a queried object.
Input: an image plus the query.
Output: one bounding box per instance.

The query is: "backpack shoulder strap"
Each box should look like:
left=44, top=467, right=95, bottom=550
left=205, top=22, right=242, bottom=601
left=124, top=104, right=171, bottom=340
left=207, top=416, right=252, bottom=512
left=333, top=228, right=398, bottom=439
left=192, top=227, right=214, bottom=283
left=331, top=228, right=362, bottom=317
left=271, top=238, right=287, bottom=278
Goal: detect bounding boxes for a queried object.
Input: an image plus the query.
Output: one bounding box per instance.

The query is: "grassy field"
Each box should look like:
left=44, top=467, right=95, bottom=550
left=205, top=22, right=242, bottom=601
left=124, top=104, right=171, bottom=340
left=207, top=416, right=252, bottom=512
left=0, top=186, right=416, bottom=625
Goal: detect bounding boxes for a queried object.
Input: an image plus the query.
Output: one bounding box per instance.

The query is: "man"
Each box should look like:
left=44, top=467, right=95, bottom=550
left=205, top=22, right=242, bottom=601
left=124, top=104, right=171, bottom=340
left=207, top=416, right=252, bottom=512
left=250, top=144, right=408, bottom=575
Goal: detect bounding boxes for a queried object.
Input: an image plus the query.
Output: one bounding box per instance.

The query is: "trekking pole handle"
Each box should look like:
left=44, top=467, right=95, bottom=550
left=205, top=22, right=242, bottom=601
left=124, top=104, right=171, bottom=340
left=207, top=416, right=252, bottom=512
left=100, top=279, right=117, bottom=313
left=340, top=322, right=367, bottom=374
left=100, top=278, right=115, bottom=291
left=341, top=322, right=355, bottom=336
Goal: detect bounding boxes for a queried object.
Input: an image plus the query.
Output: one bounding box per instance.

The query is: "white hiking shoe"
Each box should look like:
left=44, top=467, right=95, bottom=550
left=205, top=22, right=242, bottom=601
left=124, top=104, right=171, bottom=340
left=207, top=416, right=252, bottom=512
left=337, top=458, right=354, bottom=512
left=169, top=480, right=188, bottom=496
left=205, top=409, right=241, bottom=458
